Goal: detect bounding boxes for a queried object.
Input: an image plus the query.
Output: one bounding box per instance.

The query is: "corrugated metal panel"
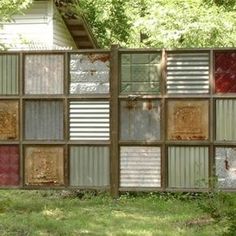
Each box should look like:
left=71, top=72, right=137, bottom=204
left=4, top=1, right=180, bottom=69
left=120, top=147, right=161, bottom=187
left=0, top=55, right=18, bottom=95
left=69, top=101, right=110, bottom=140
left=168, top=146, right=209, bottom=188
left=216, top=99, right=236, bottom=141
left=70, top=54, right=110, bottom=94
left=0, top=101, right=19, bottom=140
left=215, top=147, right=236, bottom=188
left=167, top=52, right=210, bottom=94
left=215, top=52, right=236, bottom=93
left=24, top=101, right=64, bottom=140
left=167, top=100, right=209, bottom=140
left=24, top=54, right=64, bottom=94
left=121, top=53, right=161, bottom=94
left=0, top=145, right=19, bottom=186
left=70, top=146, right=109, bottom=187
left=120, top=100, right=160, bottom=141
left=25, top=146, right=64, bottom=186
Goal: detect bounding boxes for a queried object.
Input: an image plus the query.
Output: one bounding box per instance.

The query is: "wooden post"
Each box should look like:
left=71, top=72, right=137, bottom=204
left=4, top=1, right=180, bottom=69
left=110, top=44, right=119, bottom=198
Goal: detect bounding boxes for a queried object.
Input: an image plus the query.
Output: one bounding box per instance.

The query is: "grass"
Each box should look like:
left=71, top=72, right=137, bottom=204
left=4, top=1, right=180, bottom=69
left=0, top=190, right=235, bottom=236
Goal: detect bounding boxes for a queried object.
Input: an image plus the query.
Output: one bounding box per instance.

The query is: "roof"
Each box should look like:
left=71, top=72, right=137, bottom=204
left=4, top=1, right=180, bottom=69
left=55, top=1, right=99, bottom=49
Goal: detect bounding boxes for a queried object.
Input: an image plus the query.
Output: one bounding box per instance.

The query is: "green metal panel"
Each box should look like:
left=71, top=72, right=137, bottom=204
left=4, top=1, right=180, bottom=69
left=168, top=146, right=209, bottom=188
left=70, top=146, right=110, bottom=187
left=216, top=99, right=236, bottom=141
left=0, top=55, right=18, bottom=95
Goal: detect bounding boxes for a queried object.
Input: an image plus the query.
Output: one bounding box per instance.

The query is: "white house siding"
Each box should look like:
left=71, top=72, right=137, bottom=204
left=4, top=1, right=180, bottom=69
left=52, top=3, right=77, bottom=50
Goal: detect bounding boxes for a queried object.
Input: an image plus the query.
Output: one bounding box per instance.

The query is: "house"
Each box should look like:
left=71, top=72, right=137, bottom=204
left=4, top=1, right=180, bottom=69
left=0, top=0, right=98, bottom=50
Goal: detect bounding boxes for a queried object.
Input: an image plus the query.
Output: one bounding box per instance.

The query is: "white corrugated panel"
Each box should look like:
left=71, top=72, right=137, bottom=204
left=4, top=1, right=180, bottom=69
left=167, top=52, right=210, bottom=94
left=120, top=147, right=161, bottom=187
left=69, top=101, right=110, bottom=140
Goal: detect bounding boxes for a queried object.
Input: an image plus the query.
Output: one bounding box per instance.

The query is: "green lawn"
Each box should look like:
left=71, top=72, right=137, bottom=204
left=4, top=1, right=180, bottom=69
left=0, top=190, right=235, bottom=236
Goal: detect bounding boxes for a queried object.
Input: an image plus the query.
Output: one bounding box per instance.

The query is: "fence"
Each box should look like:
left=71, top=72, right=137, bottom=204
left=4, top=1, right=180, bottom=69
left=0, top=46, right=236, bottom=197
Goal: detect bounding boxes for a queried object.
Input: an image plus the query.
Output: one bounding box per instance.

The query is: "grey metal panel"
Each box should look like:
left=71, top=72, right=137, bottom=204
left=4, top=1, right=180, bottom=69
left=167, top=52, right=210, bottom=94
left=24, top=100, right=64, bottom=140
left=69, top=101, right=110, bottom=140
left=24, top=54, right=64, bottom=94
left=120, top=147, right=161, bottom=187
left=70, top=146, right=110, bottom=187
left=70, top=54, right=110, bottom=94
left=216, top=99, right=236, bottom=141
left=215, top=147, right=236, bottom=188
left=0, top=55, right=18, bottom=95
left=120, top=100, right=160, bottom=141
left=168, top=146, right=209, bottom=188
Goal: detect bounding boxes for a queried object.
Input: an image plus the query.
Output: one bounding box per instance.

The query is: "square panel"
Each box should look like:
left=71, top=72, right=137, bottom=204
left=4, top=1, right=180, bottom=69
left=0, top=100, right=19, bottom=140
left=215, top=147, right=236, bottom=189
left=0, top=54, right=18, bottom=95
left=24, top=100, right=64, bottom=140
left=120, top=53, right=161, bottom=94
left=70, top=54, right=110, bottom=94
left=24, top=54, right=64, bottom=94
left=0, top=145, right=20, bottom=186
left=120, top=146, right=161, bottom=188
left=24, top=146, right=64, bottom=186
left=168, top=146, right=209, bottom=188
left=69, top=100, right=109, bottom=140
left=120, top=100, right=160, bottom=141
left=215, top=51, right=236, bottom=93
left=167, top=100, right=209, bottom=140
left=70, top=146, right=110, bottom=187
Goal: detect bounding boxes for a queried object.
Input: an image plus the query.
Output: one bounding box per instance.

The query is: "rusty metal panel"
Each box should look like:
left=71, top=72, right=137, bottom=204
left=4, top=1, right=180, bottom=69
left=24, top=146, right=64, bottom=186
left=216, top=99, right=236, bottom=141
left=168, top=146, right=209, bottom=188
left=121, top=53, right=161, bottom=94
left=70, top=54, right=110, bottom=94
left=24, top=100, right=64, bottom=140
left=24, top=54, right=64, bottom=94
left=215, top=147, right=236, bottom=188
left=0, top=145, right=20, bottom=186
left=69, top=101, right=109, bottom=140
left=0, top=54, right=18, bottom=95
left=0, top=100, right=19, bottom=140
left=70, top=146, right=110, bottom=187
left=120, top=100, right=160, bottom=141
left=120, top=146, right=161, bottom=187
left=167, top=100, right=209, bottom=140
left=215, top=51, right=236, bottom=93
left=167, top=52, right=209, bottom=94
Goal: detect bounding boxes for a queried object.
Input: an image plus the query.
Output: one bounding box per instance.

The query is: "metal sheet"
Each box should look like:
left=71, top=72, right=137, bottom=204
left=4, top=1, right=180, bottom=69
left=120, top=100, right=160, bottom=141
left=215, top=52, right=236, bottom=93
left=70, top=54, right=110, bottom=94
left=0, top=101, right=19, bottom=140
left=167, top=100, right=209, bottom=140
left=216, top=99, right=236, bottom=141
left=121, top=53, right=161, bottom=94
left=70, top=146, right=110, bottom=187
left=215, top=147, right=236, bottom=188
left=24, top=100, right=64, bottom=140
left=0, top=55, right=18, bottom=95
left=24, top=54, right=64, bottom=94
left=69, top=101, right=110, bottom=140
left=168, top=146, right=209, bottom=188
left=167, top=52, right=209, bottom=94
left=25, top=146, right=64, bottom=186
left=120, top=146, right=161, bottom=187
left=0, top=145, right=19, bottom=186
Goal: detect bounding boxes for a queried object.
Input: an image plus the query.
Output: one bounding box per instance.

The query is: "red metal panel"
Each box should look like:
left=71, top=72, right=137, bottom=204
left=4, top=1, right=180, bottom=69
left=215, top=52, right=236, bottom=93
left=0, top=145, right=20, bottom=186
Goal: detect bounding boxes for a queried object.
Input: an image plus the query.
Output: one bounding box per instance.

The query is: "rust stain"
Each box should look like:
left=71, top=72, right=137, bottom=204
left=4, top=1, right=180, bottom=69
left=25, top=146, right=64, bottom=186
left=0, top=101, right=18, bottom=140
left=88, top=54, right=110, bottom=63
